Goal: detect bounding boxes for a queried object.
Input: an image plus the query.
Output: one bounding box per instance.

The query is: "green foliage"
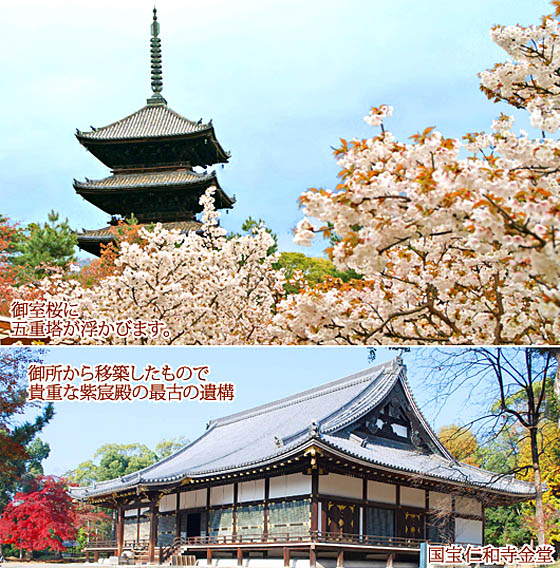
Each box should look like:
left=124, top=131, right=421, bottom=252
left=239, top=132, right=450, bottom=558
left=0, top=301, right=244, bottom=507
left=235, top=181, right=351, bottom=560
left=230, top=217, right=278, bottom=256
left=0, top=436, right=52, bottom=513
left=231, top=217, right=361, bottom=293
left=16, top=438, right=50, bottom=495
left=0, top=349, right=53, bottom=512
left=10, top=210, right=77, bottom=281
left=68, top=443, right=157, bottom=485
left=485, top=505, right=533, bottom=546
left=67, top=438, right=189, bottom=486
left=476, top=369, right=560, bottom=547
left=276, top=252, right=361, bottom=294
left=154, top=436, right=188, bottom=459
left=476, top=427, right=521, bottom=474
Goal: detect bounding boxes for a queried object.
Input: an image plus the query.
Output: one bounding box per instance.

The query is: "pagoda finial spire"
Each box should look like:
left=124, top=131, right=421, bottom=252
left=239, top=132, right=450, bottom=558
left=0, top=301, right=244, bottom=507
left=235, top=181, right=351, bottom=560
left=147, top=6, right=167, bottom=106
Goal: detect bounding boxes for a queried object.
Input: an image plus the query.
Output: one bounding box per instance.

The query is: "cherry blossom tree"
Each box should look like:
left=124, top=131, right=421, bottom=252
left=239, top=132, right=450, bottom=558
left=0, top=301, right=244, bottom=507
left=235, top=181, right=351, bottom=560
left=25, top=6, right=560, bottom=347
left=273, top=6, right=560, bottom=345
left=40, top=189, right=285, bottom=345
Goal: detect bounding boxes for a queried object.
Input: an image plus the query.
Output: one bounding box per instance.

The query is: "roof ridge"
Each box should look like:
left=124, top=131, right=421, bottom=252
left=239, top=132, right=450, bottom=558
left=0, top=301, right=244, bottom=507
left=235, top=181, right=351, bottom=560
left=210, top=360, right=395, bottom=429
left=77, top=106, right=152, bottom=136
left=77, top=104, right=209, bottom=139
left=317, top=437, right=534, bottom=496
left=164, top=105, right=207, bottom=128
left=74, top=170, right=215, bottom=185
left=398, top=369, right=454, bottom=460
left=320, top=366, right=400, bottom=434
left=105, top=170, right=212, bottom=178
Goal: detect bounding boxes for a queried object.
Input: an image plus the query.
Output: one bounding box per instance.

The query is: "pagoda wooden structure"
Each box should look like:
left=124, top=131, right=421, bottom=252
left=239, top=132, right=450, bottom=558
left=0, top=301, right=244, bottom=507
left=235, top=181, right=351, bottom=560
left=75, top=9, right=234, bottom=256
left=72, top=359, right=535, bottom=567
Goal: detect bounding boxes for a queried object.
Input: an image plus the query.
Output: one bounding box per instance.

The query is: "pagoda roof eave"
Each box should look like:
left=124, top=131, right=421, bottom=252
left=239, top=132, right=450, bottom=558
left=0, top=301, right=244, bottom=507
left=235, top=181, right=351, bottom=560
left=75, top=187, right=235, bottom=211
left=73, top=171, right=235, bottom=209
left=77, top=220, right=205, bottom=256
left=78, top=220, right=204, bottom=240
left=76, top=126, right=216, bottom=146
left=76, top=104, right=228, bottom=160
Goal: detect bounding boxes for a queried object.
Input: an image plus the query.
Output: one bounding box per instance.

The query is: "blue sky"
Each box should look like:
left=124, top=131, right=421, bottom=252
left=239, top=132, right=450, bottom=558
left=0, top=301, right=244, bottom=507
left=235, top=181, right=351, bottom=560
left=12, top=346, right=480, bottom=477
left=0, top=0, right=550, bottom=259
left=1, top=2, right=554, bottom=481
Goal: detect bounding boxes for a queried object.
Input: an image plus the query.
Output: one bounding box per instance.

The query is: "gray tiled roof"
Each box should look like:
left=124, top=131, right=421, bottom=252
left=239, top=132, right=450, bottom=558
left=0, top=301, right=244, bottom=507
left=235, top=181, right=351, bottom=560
left=70, top=360, right=535, bottom=500
left=320, top=435, right=534, bottom=497
left=77, top=105, right=210, bottom=140
left=78, top=220, right=202, bottom=240
left=74, top=170, right=217, bottom=191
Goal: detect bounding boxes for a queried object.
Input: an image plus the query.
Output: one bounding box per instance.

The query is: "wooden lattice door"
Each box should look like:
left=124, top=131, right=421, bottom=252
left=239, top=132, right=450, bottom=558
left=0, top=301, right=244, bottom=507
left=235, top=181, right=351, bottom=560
left=400, top=509, right=425, bottom=540
left=326, top=502, right=357, bottom=536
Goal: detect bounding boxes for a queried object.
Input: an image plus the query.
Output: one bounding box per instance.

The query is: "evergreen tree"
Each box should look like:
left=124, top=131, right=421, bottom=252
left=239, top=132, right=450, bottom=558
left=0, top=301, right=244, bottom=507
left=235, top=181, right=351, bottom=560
left=10, top=210, right=77, bottom=280
left=0, top=349, right=53, bottom=511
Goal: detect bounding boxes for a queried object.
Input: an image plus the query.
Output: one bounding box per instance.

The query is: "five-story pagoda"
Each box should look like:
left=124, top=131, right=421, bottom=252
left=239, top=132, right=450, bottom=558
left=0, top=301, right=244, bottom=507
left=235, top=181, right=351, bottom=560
left=75, top=8, right=234, bottom=256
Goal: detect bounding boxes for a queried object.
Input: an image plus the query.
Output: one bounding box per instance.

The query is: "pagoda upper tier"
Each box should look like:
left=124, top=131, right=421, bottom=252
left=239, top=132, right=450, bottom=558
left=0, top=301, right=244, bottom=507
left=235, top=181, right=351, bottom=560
left=76, top=105, right=229, bottom=171
left=74, top=170, right=233, bottom=223
left=74, top=7, right=233, bottom=256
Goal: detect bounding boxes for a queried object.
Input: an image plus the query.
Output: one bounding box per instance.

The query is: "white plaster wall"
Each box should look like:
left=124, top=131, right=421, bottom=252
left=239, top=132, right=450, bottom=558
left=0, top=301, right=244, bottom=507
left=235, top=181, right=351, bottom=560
left=400, top=487, right=425, bottom=508
left=455, top=518, right=483, bottom=545
left=123, top=518, right=137, bottom=541
left=124, top=509, right=137, bottom=517
left=210, top=485, right=234, bottom=506
left=429, top=491, right=452, bottom=512
left=367, top=481, right=396, bottom=504
left=238, top=479, right=265, bottom=503
left=393, top=424, right=408, bottom=438
left=269, top=473, right=311, bottom=499
left=320, top=473, right=362, bottom=499
left=159, top=494, right=176, bottom=513
left=138, top=516, right=150, bottom=539
left=182, top=488, right=207, bottom=508
left=455, top=496, right=482, bottom=516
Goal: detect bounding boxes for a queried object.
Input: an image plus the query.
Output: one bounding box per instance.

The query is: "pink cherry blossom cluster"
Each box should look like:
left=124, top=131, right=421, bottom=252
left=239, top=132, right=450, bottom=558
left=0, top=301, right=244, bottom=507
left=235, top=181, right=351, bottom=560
left=277, top=107, right=560, bottom=344
left=40, top=188, right=285, bottom=345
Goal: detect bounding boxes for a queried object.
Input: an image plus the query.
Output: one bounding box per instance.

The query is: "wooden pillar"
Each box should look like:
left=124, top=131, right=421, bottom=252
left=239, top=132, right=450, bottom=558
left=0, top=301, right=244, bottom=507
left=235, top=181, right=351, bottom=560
left=395, top=485, right=400, bottom=537
left=311, top=469, right=319, bottom=535
left=206, top=487, right=211, bottom=537
left=237, top=547, right=243, bottom=566
left=283, top=547, right=290, bottom=567
left=263, top=478, right=270, bottom=539
left=94, top=551, right=99, bottom=562
left=450, top=495, right=456, bottom=543
left=117, top=506, right=124, bottom=556
left=481, top=502, right=485, bottom=545
left=137, top=507, right=141, bottom=543
left=176, top=493, right=181, bottom=539
left=337, top=549, right=344, bottom=567
left=425, top=490, right=430, bottom=540
left=309, top=545, right=316, bottom=568
left=207, top=548, right=213, bottom=565
left=386, top=553, right=394, bottom=568
left=86, top=551, right=90, bottom=562
left=233, top=483, right=238, bottom=539
left=361, top=478, right=367, bottom=538
left=149, top=501, right=158, bottom=563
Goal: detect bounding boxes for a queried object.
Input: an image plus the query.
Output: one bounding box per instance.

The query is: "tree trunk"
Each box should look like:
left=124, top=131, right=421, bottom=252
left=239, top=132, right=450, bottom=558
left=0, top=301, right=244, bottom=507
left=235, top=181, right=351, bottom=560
left=529, top=425, right=546, bottom=545
left=554, top=352, right=560, bottom=424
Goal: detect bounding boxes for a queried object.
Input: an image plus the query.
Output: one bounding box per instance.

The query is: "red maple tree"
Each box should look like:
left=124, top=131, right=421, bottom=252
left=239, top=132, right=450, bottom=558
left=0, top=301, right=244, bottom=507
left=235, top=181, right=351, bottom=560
left=0, top=477, right=78, bottom=553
